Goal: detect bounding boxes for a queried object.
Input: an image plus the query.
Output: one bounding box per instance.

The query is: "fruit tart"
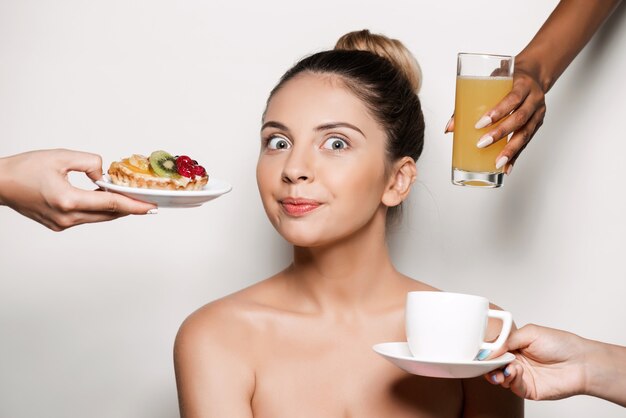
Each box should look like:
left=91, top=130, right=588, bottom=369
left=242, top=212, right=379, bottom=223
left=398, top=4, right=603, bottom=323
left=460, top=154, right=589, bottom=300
left=108, top=151, right=209, bottom=190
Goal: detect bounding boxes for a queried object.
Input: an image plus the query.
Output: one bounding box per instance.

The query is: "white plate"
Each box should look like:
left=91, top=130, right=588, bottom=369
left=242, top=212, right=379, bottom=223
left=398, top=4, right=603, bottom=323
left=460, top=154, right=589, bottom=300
left=373, top=342, right=515, bottom=379
left=95, top=175, right=232, bottom=208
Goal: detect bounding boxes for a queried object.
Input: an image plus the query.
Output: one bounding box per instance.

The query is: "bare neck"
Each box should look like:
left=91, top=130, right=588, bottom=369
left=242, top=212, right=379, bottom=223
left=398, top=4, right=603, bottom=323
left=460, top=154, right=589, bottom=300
left=286, top=210, right=403, bottom=315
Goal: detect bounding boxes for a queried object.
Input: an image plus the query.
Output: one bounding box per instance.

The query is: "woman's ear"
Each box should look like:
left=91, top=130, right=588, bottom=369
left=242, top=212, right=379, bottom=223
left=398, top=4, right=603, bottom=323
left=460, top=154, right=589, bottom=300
left=382, top=157, right=417, bottom=207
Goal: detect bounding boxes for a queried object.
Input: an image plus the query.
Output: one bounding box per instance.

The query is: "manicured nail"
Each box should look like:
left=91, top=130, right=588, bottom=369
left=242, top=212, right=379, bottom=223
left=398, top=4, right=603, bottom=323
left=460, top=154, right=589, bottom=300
left=503, top=366, right=511, bottom=377
left=495, top=156, right=509, bottom=170
left=147, top=208, right=158, bottom=214
left=491, top=373, right=499, bottom=384
left=476, top=349, right=491, bottom=361
left=476, top=135, right=494, bottom=148
left=475, top=115, right=492, bottom=129
left=444, top=117, right=453, bottom=133
left=506, top=164, right=514, bottom=176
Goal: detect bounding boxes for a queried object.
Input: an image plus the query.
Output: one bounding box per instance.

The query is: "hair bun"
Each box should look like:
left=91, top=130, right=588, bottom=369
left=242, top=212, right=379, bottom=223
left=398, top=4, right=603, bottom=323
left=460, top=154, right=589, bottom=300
left=335, top=29, right=422, bottom=93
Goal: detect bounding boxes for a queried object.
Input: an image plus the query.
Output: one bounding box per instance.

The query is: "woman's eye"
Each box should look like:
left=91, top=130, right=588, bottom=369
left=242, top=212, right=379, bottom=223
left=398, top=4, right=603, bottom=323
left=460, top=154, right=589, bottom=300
left=322, top=137, right=348, bottom=150
left=267, top=136, right=291, bottom=150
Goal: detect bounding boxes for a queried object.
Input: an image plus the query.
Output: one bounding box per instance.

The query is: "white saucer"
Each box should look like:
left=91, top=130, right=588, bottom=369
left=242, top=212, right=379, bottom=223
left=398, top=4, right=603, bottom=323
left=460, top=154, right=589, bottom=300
left=372, top=342, right=515, bottom=379
left=95, top=175, right=232, bottom=208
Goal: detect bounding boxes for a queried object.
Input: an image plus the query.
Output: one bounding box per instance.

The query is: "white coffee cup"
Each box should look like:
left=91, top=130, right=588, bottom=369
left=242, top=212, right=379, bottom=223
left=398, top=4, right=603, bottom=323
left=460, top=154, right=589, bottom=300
left=405, top=291, right=513, bottom=362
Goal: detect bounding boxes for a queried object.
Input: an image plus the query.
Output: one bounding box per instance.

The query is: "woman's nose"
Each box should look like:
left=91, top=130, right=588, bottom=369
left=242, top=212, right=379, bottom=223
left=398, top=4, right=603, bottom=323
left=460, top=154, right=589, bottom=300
left=281, top=146, right=313, bottom=184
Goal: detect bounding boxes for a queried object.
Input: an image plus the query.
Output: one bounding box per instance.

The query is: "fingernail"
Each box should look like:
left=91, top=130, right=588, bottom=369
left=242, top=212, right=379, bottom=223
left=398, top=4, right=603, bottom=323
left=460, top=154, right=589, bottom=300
left=444, top=117, right=453, bottom=133
left=503, top=366, right=511, bottom=377
left=147, top=208, right=158, bottom=215
left=491, top=373, right=498, bottom=384
left=476, top=349, right=491, bottom=361
left=476, top=135, right=493, bottom=148
left=506, top=164, right=514, bottom=176
left=495, top=156, right=509, bottom=170
left=475, top=115, right=492, bottom=129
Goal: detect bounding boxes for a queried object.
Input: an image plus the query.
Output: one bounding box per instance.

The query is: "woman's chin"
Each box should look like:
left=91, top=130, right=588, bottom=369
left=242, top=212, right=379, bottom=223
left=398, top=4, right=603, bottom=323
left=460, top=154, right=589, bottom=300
left=278, top=231, right=329, bottom=248
left=283, top=237, right=325, bottom=248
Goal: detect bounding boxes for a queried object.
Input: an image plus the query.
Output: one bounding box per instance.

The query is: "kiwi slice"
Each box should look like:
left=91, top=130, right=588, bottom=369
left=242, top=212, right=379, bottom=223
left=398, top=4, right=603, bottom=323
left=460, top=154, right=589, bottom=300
left=149, top=150, right=180, bottom=178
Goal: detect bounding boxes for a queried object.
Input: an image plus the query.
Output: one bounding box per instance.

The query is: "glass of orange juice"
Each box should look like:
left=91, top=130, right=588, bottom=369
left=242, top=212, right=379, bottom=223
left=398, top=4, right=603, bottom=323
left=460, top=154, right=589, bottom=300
left=452, top=53, right=513, bottom=188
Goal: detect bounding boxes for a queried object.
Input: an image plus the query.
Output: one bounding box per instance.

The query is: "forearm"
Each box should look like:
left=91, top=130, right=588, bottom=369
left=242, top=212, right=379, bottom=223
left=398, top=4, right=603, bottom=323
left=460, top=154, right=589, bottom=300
left=584, top=339, right=626, bottom=407
left=516, top=0, right=622, bottom=93
left=0, top=156, right=11, bottom=206
left=0, top=153, right=33, bottom=209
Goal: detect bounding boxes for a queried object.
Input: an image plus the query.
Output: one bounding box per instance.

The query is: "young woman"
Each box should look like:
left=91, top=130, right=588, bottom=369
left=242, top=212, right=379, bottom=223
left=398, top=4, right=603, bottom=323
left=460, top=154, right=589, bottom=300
left=174, top=30, right=523, bottom=417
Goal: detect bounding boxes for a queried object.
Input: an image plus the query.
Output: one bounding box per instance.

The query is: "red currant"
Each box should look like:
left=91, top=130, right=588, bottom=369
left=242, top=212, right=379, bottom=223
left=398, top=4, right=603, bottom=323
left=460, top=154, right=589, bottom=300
left=178, top=164, right=193, bottom=178
left=193, top=165, right=206, bottom=177
left=176, top=155, right=193, bottom=167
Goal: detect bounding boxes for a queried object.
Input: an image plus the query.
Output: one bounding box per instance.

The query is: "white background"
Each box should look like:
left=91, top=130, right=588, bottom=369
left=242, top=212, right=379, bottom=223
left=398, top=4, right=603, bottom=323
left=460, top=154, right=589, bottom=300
left=1, top=1, right=625, bottom=417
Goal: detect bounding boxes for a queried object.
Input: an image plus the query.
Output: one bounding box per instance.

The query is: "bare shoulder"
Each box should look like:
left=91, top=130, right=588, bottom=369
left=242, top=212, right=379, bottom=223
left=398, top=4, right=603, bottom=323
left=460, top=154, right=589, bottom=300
left=176, top=297, right=251, bottom=353
left=174, top=277, right=284, bottom=417
left=176, top=276, right=282, bottom=355
left=398, top=273, right=441, bottom=293
left=173, top=291, right=259, bottom=388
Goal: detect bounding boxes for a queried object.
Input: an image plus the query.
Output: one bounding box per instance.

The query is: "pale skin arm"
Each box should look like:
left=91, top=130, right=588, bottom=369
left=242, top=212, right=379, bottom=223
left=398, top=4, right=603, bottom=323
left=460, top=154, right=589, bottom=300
left=444, top=0, right=623, bottom=173
left=0, top=149, right=155, bottom=231
left=485, top=324, right=626, bottom=407
left=174, top=307, right=255, bottom=418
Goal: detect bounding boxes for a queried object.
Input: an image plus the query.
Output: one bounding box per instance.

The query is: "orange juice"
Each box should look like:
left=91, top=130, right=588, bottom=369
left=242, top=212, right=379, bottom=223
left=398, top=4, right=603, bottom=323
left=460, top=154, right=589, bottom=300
left=452, top=76, right=512, bottom=173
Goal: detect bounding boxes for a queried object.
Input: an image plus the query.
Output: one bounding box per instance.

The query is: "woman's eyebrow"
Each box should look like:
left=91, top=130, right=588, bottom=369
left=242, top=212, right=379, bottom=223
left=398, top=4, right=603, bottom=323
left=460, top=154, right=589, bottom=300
left=261, top=121, right=365, bottom=137
left=316, top=122, right=365, bottom=137
left=261, top=121, right=289, bottom=131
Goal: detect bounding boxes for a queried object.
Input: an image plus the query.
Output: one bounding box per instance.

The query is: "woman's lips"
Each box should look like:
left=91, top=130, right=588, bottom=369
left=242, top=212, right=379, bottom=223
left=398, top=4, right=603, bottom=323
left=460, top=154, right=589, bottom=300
left=280, top=198, right=321, bottom=216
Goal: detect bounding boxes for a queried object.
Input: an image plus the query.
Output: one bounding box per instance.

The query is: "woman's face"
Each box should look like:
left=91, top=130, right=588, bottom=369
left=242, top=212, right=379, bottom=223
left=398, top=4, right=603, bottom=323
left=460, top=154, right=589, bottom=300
left=256, top=72, right=390, bottom=247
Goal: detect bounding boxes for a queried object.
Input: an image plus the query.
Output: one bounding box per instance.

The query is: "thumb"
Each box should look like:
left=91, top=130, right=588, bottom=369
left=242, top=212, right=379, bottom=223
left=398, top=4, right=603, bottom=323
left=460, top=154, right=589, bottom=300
left=57, top=149, right=105, bottom=182
left=493, top=324, right=539, bottom=358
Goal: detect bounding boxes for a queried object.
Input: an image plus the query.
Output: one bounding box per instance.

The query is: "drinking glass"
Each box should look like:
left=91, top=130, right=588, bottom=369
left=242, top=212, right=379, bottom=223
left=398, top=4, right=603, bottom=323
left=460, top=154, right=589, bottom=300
left=452, top=53, right=513, bottom=188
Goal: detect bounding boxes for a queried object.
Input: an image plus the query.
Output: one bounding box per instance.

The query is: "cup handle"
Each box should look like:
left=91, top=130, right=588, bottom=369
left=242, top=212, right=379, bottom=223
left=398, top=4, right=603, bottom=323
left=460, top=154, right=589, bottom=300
left=480, top=310, right=513, bottom=353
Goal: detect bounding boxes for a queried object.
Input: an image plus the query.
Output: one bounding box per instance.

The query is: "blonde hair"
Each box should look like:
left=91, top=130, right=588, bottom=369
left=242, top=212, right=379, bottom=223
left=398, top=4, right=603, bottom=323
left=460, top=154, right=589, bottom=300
left=335, top=29, right=422, bottom=94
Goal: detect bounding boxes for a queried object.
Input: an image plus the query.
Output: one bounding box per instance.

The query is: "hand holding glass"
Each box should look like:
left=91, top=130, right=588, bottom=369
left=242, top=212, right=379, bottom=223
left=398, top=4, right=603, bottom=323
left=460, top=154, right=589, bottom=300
left=452, top=53, right=513, bottom=188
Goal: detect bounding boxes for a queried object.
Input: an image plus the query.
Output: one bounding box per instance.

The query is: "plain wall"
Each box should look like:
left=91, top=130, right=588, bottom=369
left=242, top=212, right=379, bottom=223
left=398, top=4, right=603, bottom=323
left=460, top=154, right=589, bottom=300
left=1, top=1, right=625, bottom=417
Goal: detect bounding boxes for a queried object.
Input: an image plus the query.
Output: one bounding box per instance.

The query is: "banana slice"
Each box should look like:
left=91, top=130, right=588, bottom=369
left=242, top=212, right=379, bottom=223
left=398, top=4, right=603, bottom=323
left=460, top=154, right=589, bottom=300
left=128, top=154, right=150, bottom=171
